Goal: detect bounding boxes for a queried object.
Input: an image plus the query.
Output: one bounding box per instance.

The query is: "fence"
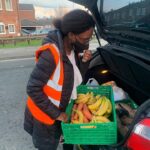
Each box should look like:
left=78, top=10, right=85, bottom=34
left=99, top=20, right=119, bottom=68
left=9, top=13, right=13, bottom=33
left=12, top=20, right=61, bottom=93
left=0, top=35, right=45, bottom=47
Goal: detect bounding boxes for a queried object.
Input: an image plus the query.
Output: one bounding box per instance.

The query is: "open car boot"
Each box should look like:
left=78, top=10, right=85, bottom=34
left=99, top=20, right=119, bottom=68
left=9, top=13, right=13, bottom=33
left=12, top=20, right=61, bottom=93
left=104, top=99, right=150, bottom=149
left=118, top=103, right=137, bottom=118
left=116, top=103, right=135, bottom=127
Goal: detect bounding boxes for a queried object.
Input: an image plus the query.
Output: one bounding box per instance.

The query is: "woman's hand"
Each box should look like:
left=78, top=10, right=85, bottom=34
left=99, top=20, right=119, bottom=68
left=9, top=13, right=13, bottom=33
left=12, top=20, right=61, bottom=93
left=82, top=50, right=92, bottom=62
left=56, top=112, right=68, bottom=122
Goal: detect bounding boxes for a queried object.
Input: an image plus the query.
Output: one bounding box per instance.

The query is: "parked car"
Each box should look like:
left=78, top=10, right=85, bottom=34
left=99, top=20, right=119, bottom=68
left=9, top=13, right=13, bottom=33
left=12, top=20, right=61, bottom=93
left=31, top=28, right=52, bottom=35
left=69, top=0, right=150, bottom=150
left=21, top=29, right=33, bottom=36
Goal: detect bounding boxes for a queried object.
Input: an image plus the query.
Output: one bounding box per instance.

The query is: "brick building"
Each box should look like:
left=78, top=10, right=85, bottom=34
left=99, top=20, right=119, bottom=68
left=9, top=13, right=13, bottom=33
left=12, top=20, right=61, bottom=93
left=19, top=4, right=35, bottom=21
left=0, top=1, right=59, bottom=37
left=0, top=0, right=21, bottom=37
left=105, top=0, right=150, bottom=26
left=19, top=4, right=36, bottom=32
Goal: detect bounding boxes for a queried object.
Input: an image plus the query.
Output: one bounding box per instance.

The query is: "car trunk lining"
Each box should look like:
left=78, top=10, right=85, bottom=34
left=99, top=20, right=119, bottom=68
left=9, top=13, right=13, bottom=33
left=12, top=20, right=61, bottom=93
left=99, top=48, right=150, bottom=100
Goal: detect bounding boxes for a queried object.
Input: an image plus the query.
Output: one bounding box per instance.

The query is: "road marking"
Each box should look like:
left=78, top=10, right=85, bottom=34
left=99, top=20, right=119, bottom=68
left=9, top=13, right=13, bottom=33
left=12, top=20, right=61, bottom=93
left=0, top=57, right=34, bottom=63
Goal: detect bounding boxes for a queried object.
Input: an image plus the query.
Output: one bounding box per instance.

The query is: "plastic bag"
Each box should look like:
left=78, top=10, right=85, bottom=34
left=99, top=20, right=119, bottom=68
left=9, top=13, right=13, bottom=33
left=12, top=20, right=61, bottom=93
left=102, top=81, right=127, bottom=101
left=113, top=85, right=127, bottom=101
left=86, top=78, right=99, bottom=86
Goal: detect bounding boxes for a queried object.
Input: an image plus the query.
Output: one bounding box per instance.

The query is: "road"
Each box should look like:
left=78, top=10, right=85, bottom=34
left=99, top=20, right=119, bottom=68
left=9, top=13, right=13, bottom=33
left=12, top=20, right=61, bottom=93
left=0, top=41, right=102, bottom=60
left=0, top=40, right=104, bottom=150
left=0, top=58, right=63, bottom=150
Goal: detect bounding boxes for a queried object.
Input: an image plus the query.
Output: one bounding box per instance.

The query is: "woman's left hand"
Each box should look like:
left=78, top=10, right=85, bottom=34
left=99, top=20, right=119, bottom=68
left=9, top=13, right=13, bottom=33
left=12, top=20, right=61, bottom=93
left=82, top=50, right=92, bottom=62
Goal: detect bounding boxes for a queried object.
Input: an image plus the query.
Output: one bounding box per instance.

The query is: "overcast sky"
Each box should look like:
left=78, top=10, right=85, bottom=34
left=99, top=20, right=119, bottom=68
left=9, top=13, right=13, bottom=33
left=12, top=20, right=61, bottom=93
left=19, top=0, right=140, bottom=18
left=104, top=0, right=140, bottom=12
left=19, top=0, right=140, bottom=8
left=19, top=0, right=74, bottom=8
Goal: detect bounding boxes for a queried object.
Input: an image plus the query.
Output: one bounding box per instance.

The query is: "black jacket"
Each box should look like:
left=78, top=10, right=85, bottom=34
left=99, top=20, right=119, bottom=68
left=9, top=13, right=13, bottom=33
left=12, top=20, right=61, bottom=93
left=24, top=30, right=90, bottom=136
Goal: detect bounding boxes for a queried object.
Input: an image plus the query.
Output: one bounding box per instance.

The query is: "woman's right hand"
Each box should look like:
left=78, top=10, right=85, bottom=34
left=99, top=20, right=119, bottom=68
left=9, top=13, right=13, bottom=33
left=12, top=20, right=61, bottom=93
left=56, top=112, right=68, bottom=122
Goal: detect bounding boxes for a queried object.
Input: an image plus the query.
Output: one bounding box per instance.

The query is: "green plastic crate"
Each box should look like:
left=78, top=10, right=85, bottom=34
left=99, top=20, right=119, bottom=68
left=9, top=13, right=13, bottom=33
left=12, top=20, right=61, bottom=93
left=116, top=99, right=138, bottom=109
left=61, top=85, right=117, bottom=145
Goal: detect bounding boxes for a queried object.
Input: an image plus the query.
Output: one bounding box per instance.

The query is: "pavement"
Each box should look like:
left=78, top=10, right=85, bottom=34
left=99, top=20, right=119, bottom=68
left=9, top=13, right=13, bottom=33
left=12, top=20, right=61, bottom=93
left=0, top=42, right=101, bottom=60
left=0, top=46, right=38, bottom=60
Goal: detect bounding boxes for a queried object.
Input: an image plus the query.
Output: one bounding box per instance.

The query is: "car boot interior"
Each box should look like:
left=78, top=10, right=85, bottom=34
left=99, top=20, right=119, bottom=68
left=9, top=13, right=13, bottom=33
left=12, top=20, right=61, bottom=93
left=82, top=45, right=150, bottom=149
left=84, top=45, right=150, bottom=106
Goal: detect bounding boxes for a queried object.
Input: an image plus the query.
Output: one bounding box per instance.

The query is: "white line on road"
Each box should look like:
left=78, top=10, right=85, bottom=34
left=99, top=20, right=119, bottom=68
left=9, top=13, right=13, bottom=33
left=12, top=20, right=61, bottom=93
left=0, top=57, right=34, bottom=63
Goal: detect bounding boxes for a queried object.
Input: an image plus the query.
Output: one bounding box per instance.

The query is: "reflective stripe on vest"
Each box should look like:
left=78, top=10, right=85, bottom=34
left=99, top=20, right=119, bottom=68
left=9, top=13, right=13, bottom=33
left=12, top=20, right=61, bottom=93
left=27, top=43, right=64, bottom=125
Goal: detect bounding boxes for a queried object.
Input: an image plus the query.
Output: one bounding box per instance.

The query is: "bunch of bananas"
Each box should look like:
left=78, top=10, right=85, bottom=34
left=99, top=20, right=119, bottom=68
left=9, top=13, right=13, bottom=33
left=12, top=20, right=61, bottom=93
left=75, top=92, right=92, bottom=104
left=88, top=95, right=112, bottom=123
left=71, top=92, right=112, bottom=124
left=71, top=109, right=84, bottom=124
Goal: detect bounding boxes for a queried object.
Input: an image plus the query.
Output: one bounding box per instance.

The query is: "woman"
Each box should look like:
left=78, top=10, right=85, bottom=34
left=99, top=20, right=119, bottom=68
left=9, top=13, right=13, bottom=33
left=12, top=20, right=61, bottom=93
left=24, top=9, right=95, bottom=150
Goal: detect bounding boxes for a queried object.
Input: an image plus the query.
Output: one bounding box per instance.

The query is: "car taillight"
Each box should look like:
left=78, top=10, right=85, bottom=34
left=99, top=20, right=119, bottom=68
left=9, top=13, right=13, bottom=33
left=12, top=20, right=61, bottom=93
left=126, top=118, right=150, bottom=150
left=133, top=123, right=150, bottom=140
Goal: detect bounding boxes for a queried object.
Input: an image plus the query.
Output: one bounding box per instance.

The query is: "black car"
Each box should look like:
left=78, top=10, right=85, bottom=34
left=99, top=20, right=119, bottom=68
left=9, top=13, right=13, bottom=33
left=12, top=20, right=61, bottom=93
left=68, top=0, right=150, bottom=149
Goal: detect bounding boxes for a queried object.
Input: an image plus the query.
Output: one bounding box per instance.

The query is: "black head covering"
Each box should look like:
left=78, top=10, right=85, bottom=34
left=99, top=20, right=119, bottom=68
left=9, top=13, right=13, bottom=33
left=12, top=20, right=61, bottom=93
left=53, top=9, right=95, bottom=35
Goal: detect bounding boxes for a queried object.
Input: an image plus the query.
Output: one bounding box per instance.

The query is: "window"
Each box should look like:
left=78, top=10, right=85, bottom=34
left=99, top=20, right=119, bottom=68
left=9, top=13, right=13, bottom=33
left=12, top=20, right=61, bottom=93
left=107, top=16, right=110, bottom=22
left=141, top=8, right=146, bottom=16
left=116, top=13, right=120, bottom=19
left=129, top=9, right=133, bottom=17
left=136, top=8, right=141, bottom=16
left=0, top=23, right=5, bottom=34
left=113, top=13, right=116, bottom=19
left=105, top=15, right=110, bottom=22
left=8, top=24, right=15, bottom=33
left=0, top=0, right=2, bottom=10
left=121, top=12, right=126, bottom=19
left=5, top=0, right=12, bottom=11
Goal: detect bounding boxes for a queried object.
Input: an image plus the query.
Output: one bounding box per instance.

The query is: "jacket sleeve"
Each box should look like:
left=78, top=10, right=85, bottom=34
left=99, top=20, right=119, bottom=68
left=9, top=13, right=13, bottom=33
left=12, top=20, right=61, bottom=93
left=26, top=50, right=61, bottom=120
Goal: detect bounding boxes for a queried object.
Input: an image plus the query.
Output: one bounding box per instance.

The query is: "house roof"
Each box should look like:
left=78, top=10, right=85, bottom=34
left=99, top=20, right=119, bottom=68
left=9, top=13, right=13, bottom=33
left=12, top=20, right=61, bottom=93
left=21, top=19, right=52, bottom=27
left=19, top=4, right=34, bottom=11
left=21, top=19, right=38, bottom=27
left=36, top=19, right=52, bottom=26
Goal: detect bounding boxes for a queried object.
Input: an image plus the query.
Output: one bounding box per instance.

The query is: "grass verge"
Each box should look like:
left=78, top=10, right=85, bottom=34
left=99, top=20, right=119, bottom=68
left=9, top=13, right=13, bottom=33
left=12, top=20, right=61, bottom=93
left=0, top=39, right=42, bottom=49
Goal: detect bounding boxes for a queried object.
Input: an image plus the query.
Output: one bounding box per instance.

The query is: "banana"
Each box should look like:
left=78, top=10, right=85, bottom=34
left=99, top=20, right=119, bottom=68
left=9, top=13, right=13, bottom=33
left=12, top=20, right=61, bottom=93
left=103, top=112, right=111, bottom=118
left=94, top=96, right=109, bottom=116
left=106, top=98, right=112, bottom=114
left=87, top=97, right=95, bottom=105
left=77, top=93, right=86, bottom=99
left=95, top=95, right=101, bottom=100
left=94, top=116, right=110, bottom=123
left=89, top=92, right=94, bottom=97
left=76, top=93, right=90, bottom=104
left=86, top=93, right=93, bottom=104
left=87, top=93, right=100, bottom=105
left=90, top=109, right=97, bottom=115
left=90, top=116, right=97, bottom=123
left=76, top=97, right=89, bottom=104
left=71, top=120, right=80, bottom=124
left=87, top=94, right=97, bottom=105
left=88, top=98, right=102, bottom=111
left=90, top=116, right=110, bottom=123
left=73, top=109, right=84, bottom=123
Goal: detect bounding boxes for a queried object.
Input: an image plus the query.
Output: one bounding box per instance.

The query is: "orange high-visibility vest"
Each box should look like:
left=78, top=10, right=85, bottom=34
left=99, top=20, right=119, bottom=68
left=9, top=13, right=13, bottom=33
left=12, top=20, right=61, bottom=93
left=27, top=43, right=64, bottom=125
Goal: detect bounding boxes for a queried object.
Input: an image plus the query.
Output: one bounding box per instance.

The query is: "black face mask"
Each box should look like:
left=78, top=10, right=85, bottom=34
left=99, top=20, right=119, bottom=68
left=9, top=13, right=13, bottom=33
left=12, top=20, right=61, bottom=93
left=73, top=40, right=89, bottom=53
